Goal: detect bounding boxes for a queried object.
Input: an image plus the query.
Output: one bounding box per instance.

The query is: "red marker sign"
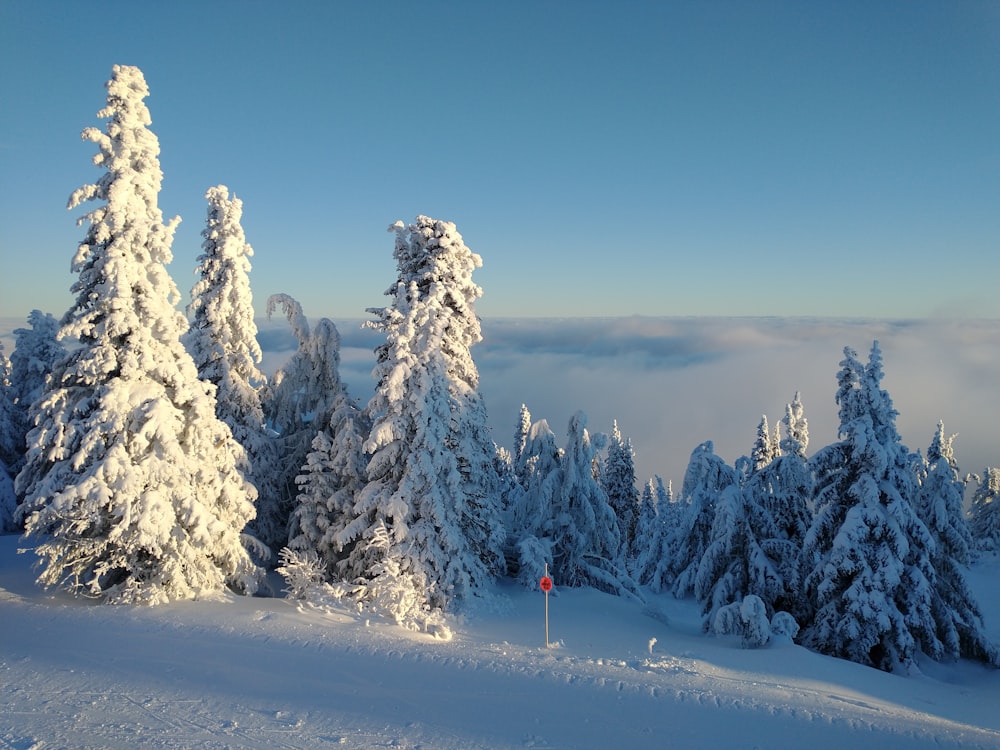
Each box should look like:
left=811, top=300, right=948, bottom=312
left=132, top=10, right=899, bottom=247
left=539, top=576, right=553, bottom=592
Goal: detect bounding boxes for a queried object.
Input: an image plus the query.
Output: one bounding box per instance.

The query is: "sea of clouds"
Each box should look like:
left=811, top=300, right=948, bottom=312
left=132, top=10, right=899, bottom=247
left=5, top=316, right=998, bottom=496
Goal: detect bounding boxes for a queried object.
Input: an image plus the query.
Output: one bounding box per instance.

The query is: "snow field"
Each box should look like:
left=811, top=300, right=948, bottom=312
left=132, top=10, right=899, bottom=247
left=2, top=537, right=999, bottom=750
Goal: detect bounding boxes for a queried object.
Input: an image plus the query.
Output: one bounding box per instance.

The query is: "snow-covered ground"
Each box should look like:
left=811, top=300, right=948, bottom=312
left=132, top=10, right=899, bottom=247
left=2, top=535, right=998, bottom=750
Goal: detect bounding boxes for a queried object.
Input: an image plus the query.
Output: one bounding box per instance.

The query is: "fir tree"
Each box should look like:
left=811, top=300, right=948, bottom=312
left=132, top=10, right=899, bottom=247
left=745, top=393, right=814, bottom=620
left=695, top=480, right=786, bottom=632
left=508, top=418, right=562, bottom=587
left=15, top=65, right=260, bottom=603
left=183, top=186, right=278, bottom=555
left=750, top=415, right=780, bottom=473
left=513, top=403, right=532, bottom=482
left=915, top=423, right=998, bottom=664
left=262, top=294, right=346, bottom=552
left=601, top=420, right=639, bottom=558
left=7, top=311, right=66, bottom=477
left=343, top=217, right=505, bottom=614
left=287, top=396, right=370, bottom=579
left=548, top=411, right=635, bottom=596
left=667, top=441, right=738, bottom=598
left=0, top=345, right=18, bottom=532
left=970, top=467, right=1000, bottom=552
left=801, top=342, right=938, bottom=671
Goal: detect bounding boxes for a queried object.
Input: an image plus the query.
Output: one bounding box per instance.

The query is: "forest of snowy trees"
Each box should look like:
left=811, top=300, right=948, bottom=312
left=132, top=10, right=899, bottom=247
left=2, top=65, right=999, bottom=672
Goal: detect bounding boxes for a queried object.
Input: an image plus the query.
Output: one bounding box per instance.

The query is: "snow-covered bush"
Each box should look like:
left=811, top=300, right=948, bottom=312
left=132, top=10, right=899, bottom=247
left=769, top=611, right=800, bottom=642
left=714, top=594, right=771, bottom=648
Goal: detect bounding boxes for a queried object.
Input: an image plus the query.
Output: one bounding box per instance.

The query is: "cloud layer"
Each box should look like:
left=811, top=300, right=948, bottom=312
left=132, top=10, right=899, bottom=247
left=5, top=316, right=997, bottom=496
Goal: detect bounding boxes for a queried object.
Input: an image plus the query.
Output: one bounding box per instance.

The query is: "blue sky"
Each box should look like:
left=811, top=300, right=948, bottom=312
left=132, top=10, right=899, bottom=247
left=1, top=1, right=998, bottom=320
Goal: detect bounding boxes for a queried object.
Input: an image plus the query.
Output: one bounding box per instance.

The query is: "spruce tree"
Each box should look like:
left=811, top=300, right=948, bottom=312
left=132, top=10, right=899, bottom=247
left=183, top=186, right=278, bottom=555
left=667, top=441, right=738, bottom=598
left=344, top=217, right=505, bottom=613
left=601, top=420, right=639, bottom=558
left=262, top=294, right=346, bottom=552
left=970, top=467, right=1000, bottom=552
left=801, top=342, right=937, bottom=670
left=15, top=65, right=260, bottom=603
left=8, top=311, right=65, bottom=477
left=0, top=345, right=17, bottom=532
left=548, top=411, right=634, bottom=596
left=916, top=423, right=998, bottom=664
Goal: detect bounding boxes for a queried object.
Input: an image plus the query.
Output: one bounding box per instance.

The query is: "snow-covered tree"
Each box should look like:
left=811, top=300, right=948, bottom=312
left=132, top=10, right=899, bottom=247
left=287, top=396, right=370, bottom=578
left=601, top=420, right=638, bottom=557
left=340, top=217, right=505, bottom=614
left=694, top=480, right=787, bottom=632
left=629, top=478, right=659, bottom=583
left=743, top=393, right=814, bottom=620
left=801, top=343, right=938, bottom=671
left=0, top=345, right=18, bottom=532
left=750, top=415, right=781, bottom=473
left=970, top=467, right=1000, bottom=553
left=261, top=294, right=346, bottom=552
left=508, top=418, right=562, bottom=586
left=666, top=441, right=738, bottom=598
left=547, top=411, right=635, bottom=596
left=915, top=423, right=998, bottom=664
left=183, top=186, right=278, bottom=556
left=7, top=311, right=66, bottom=476
left=14, top=65, right=260, bottom=603
left=513, top=403, right=532, bottom=482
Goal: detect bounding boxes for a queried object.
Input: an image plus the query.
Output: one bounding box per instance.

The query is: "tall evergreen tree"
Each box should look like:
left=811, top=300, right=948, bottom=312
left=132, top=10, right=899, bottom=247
left=915, top=423, right=998, bottom=664
left=0, top=344, right=18, bottom=532
left=513, top=403, right=532, bottom=482
left=548, top=411, right=634, bottom=596
left=14, top=65, right=260, bottom=603
left=508, top=418, right=562, bottom=587
left=746, top=393, right=814, bottom=620
left=601, top=420, right=639, bottom=558
left=262, top=294, right=346, bottom=552
left=667, top=441, right=738, bottom=598
left=750, top=415, right=780, bottom=473
left=342, top=217, right=505, bottom=613
left=287, top=395, right=370, bottom=579
left=694, top=483, right=784, bottom=631
left=7, top=311, right=66, bottom=478
left=183, top=186, right=278, bottom=555
left=801, top=342, right=937, bottom=671
left=970, top=467, right=1000, bottom=552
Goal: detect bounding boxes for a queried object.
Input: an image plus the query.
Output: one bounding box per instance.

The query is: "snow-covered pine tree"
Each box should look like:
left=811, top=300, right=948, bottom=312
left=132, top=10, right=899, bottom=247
left=513, top=403, right=532, bottom=483
left=915, top=423, right=999, bottom=664
left=548, top=411, right=635, bottom=596
left=183, top=186, right=278, bottom=557
left=750, top=415, right=780, bottom=473
left=628, top=478, right=659, bottom=584
left=261, top=294, right=346, bottom=552
left=665, top=441, right=738, bottom=598
left=8, top=311, right=66, bottom=478
left=970, top=467, right=1000, bottom=552
left=694, top=479, right=785, bottom=632
left=744, top=393, right=814, bottom=620
left=287, top=394, right=370, bottom=578
left=508, top=418, right=562, bottom=586
left=342, top=217, right=505, bottom=614
left=14, top=65, right=260, bottom=603
left=601, top=420, right=639, bottom=559
left=0, top=345, right=18, bottom=532
left=801, top=342, right=938, bottom=671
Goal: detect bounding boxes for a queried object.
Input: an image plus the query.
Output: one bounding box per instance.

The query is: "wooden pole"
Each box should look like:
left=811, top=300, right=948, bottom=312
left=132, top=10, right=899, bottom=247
left=544, top=563, right=550, bottom=648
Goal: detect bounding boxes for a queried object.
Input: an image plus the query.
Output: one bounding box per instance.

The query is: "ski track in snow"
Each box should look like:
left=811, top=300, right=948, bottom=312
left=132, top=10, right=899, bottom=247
left=2, top=538, right=999, bottom=750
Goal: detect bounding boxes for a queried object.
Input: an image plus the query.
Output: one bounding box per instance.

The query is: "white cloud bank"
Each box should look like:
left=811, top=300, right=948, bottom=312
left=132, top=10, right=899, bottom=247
left=4, top=316, right=997, bottom=496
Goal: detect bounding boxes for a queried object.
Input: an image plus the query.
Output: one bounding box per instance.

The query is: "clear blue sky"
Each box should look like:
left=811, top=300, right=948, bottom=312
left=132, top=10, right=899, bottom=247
left=1, top=0, right=997, bottom=321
